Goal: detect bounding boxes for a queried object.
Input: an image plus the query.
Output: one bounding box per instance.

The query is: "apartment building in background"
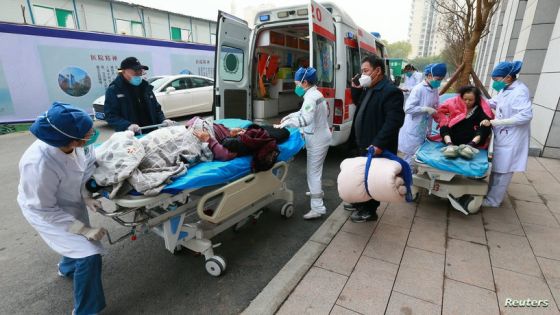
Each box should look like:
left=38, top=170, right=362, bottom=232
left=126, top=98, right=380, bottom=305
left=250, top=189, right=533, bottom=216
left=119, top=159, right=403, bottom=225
left=408, top=0, right=445, bottom=58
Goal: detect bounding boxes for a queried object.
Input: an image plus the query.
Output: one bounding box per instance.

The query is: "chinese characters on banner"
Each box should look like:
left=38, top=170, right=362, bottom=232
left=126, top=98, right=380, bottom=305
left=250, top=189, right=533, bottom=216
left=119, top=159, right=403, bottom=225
left=91, top=54, right=119, bottom=89
left=195, top=59, right=214, bottom=78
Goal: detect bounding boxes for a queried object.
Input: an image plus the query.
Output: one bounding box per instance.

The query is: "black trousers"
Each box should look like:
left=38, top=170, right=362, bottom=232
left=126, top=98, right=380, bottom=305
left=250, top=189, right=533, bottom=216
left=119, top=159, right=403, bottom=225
left=351, top=145, right=381, bottom=213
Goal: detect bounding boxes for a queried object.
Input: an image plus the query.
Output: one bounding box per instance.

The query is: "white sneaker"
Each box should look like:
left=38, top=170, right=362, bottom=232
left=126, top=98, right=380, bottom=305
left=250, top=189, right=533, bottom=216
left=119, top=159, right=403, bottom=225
left=57, top=263, right=64, bottom=277
left=303, top=210, right=324, bottom=220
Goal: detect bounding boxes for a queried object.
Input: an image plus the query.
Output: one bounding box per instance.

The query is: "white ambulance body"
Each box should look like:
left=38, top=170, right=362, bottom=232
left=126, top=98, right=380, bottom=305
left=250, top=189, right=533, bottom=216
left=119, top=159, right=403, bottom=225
left=213, top=1, right=388, bottom=146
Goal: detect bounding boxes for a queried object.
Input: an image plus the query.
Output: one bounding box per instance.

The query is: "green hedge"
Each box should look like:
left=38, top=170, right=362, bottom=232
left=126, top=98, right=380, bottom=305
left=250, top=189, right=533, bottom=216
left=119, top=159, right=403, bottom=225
left=0, top=123, right=32, bottom=135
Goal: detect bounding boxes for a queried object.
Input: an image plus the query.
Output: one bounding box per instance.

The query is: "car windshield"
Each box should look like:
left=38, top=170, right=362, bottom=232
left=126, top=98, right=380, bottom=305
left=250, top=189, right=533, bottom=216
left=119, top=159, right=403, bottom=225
left=147, top=76, right=162, bottom=83
left=150, top=77, right=168, bottom=90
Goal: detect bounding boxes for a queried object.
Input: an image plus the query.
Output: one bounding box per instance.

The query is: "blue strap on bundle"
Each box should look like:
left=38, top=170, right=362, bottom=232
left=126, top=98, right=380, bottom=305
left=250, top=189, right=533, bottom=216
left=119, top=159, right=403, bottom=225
left=364, top=147, right=414, bottom=202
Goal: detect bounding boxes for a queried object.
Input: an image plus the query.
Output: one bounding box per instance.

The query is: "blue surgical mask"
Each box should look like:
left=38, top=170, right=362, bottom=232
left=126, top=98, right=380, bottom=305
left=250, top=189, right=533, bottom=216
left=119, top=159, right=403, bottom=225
left=129, top=76, right=142, bottom=86
left=430, top=80, right=442, bottom=89
left=492, top=80, right=507, bottom=92
left=85, top=129, right=99, bottom=146
left=405, top=72, right=413, bottom=78
left=294, top=85, right=306, bottom=97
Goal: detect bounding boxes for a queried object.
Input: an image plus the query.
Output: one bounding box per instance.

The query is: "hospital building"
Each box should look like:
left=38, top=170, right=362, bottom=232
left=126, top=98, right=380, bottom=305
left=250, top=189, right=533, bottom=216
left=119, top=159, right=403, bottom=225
left=475, top=0, right=560, bottom=158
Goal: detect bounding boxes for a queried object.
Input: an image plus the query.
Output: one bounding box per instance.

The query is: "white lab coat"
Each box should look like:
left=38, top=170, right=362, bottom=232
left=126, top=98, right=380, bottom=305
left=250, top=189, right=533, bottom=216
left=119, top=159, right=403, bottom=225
left=488, top=80, right=533, bottom=173
left=402, top=71, right=423, bottom=104
left=280, top=86, right=331, bottom=212
left=403, top=71, right=423, bottom=91
left=18, top=140, right=103, bottom=259
left=398, top=81, right=439, bottom=160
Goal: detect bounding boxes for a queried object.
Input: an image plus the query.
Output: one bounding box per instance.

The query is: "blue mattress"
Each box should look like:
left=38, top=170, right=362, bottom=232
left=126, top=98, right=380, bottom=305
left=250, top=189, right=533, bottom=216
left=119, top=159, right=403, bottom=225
left=160, top=119, right=304, bottom=194
left=415, top=140, right=489, bottom=178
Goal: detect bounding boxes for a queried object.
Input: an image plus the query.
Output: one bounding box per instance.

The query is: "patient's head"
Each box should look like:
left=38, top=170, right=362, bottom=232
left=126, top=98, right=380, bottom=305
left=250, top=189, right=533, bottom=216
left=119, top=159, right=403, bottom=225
left=458, top=85, right=481, bottom=109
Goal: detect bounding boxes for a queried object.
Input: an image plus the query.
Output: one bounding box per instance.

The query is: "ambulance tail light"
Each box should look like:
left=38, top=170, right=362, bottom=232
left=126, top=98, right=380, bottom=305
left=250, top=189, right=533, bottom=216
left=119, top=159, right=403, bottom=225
left=333, top=99, right=343, bottom=124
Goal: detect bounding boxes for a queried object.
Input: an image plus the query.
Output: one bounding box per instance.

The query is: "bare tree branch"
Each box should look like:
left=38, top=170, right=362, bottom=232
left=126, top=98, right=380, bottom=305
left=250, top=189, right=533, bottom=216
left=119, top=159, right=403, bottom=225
left=431, top=0, right=501, bottom=87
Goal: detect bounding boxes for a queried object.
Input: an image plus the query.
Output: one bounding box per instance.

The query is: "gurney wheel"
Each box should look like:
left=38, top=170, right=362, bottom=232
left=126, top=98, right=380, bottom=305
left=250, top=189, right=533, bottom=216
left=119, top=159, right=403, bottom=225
left=281, top=203, right=294, bottom=218
left=205, top=256, right=226, bottom=277
left=233, top=218, right=250, bottom=232
left=172, top=245, right=183, bottom=255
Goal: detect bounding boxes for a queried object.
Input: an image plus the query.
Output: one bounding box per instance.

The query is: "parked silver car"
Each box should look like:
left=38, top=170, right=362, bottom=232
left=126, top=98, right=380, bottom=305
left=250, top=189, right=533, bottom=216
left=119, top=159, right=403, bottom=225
left=93, top=74, right=214, bottom=120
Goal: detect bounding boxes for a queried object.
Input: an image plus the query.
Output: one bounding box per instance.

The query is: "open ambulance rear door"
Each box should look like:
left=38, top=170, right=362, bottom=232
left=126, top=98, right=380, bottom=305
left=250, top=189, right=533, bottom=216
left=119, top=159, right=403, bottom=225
left=214, top=11, right=252, bottom=120
left=308, top=0, right=336, bottom=127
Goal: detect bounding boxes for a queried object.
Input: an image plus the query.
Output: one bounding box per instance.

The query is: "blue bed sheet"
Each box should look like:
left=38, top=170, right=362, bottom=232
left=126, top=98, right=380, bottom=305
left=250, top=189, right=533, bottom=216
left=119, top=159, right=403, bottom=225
left=415, top=140, right=489, bottom=178
left=160, top=119, right=304, bottom=194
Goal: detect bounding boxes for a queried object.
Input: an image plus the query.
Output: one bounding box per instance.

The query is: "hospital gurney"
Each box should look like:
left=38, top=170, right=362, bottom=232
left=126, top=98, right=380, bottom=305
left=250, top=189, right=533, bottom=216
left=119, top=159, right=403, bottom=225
left=411, top=134, right=493, bottom=215
left=95, top=119, right=304, bottom=276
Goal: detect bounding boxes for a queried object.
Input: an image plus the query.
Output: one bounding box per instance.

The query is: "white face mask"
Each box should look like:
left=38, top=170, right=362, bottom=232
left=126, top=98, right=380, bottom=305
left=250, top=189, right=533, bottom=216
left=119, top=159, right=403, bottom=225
left=358, top=74, right=372, bottom=88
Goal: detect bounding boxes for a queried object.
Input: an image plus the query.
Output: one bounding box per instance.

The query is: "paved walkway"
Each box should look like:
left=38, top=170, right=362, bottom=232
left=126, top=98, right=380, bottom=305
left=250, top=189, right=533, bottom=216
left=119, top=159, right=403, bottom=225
left=277, top=157, right=560, bottom=315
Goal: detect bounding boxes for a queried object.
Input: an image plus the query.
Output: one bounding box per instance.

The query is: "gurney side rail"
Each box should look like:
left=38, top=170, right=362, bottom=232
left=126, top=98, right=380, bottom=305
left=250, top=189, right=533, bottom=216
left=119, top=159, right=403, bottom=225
left=196, top=161, right=289, bottom=224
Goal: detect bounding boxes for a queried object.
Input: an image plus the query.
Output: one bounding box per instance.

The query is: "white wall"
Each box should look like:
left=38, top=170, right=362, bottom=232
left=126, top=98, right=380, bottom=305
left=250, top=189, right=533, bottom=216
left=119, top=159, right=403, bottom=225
left=111, top=2, right=141, bottom=23
left=192, top=19, right=211, bottom=44
left=143, top=9, right=169, bottom=40
left=515, top=0, right=558, bottom=97
left=76, top=0, right=113, bottom=33
left=2, top=0, right=31, bottom=24
left=169, top=13, right=192, bottom=38
left=531, top=5, right=560, bottom=157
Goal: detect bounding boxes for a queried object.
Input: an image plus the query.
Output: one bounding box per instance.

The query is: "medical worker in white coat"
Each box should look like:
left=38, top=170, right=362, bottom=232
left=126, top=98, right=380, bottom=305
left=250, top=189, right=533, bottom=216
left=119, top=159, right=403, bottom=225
left=481, top=61, right=533, bottom=207
left=275, top=67, right=332, bottom=219
left=398, top=63, right=447, bottom=165
left=400, top=64, right=423, bottom=102
left=18, top=102, right=107, bottom=315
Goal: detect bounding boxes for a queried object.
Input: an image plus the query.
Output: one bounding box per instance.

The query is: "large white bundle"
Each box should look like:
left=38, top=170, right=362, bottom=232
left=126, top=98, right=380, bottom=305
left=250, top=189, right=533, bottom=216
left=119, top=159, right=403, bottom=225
left=337, top=157, right=407, bottom=203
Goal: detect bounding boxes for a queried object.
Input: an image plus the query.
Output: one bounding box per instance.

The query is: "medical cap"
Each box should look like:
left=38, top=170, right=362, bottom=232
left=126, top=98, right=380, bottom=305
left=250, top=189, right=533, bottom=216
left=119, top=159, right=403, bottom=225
left=424, top=63, right=447, bottom=77
left=30, top=102, right=93, bottom=147
left=491, top=61, right=523, bottom=78
left=294, top=67, right=317, bottom=84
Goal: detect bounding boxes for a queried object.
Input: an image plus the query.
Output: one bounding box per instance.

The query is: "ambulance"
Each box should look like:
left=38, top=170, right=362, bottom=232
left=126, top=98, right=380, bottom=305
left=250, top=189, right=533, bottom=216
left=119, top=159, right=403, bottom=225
left=213, top=1, right=389, bottom=146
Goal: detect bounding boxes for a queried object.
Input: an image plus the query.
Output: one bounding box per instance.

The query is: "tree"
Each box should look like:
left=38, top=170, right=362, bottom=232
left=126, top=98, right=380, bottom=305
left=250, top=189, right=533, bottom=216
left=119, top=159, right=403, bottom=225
left=408, top=55, right=443, bottom=71
left=386, top=41, right=412, bottom=59
left=433, top=0, right=501, bottom=93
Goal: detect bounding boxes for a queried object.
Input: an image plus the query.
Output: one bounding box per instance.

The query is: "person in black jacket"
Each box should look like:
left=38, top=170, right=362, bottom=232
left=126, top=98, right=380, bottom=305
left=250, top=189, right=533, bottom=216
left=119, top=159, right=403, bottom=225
left=348, top=55, right=405, bottom=222
left=104, top=57, right=173, bottom=133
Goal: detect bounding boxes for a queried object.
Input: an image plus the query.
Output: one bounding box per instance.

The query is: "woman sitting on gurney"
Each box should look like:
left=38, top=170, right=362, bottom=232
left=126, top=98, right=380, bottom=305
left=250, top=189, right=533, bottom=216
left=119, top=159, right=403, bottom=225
left=434, top=86, right=494, bottom=159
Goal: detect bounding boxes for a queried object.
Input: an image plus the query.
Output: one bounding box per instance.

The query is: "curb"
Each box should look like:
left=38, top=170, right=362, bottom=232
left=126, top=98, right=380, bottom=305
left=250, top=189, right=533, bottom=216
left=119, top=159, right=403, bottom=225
left=242, top=202, right=349, bottom=315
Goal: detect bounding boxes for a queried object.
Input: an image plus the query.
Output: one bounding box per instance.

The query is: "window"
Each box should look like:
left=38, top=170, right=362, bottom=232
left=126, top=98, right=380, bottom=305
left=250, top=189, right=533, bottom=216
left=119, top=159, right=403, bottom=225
left=375, top=43, right=385, bottom=58
left=116, top=19, right=143, bottom=36
left=150, top=78, right=167, bottom=90
left=33, top=5, right=75, bottom=28
left=56, top=9, right=75, bottom=28
left=131, top=21, right=143, bottom=36
left=220, top=46, right=244, bottom=82
left=210, top=33, right=217, bottom=45
left=313, top=34, right=334, bottom=88
left=190, top=77, right=212, bottom=88
left=346, top=47, right=361, bottom=88
left=171, top=27, right=191, bottom=42
left=169, top=78, right=189, bottom=90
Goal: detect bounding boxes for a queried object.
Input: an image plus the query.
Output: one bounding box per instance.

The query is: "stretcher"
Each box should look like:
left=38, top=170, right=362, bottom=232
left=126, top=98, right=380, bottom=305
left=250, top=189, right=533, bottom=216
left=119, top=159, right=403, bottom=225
left=95, top=119, right=304, bottom=276
left=411, top=134, right=493, bottom=215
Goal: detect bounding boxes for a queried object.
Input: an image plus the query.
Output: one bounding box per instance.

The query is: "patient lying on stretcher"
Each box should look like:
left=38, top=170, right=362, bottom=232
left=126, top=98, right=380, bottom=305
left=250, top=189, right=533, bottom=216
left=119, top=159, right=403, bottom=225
left=186, top=116, right=289, bottom=172
left=93, top=118, right=290, bottom=198
left=433, top=86, right=494, bottom=159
